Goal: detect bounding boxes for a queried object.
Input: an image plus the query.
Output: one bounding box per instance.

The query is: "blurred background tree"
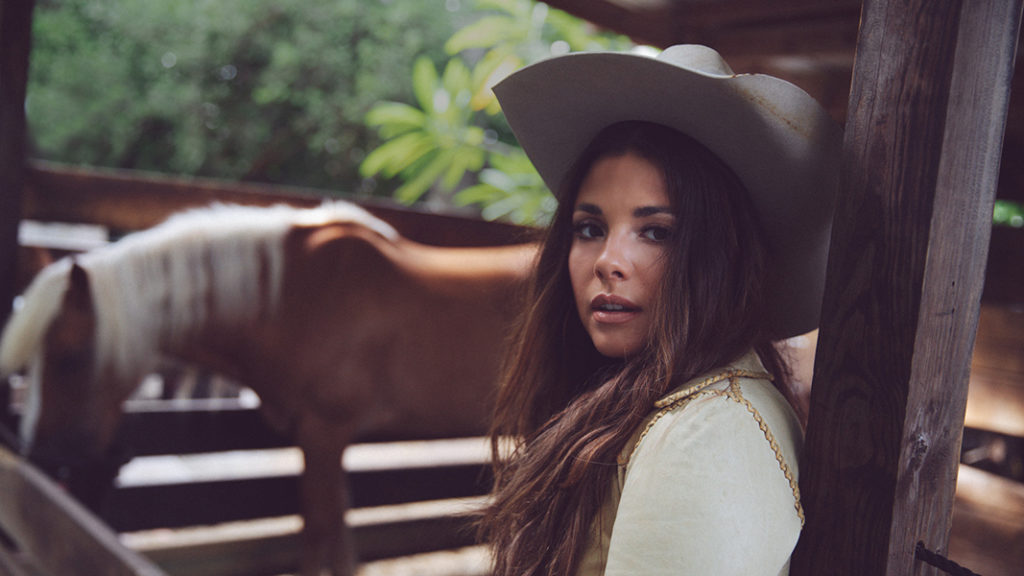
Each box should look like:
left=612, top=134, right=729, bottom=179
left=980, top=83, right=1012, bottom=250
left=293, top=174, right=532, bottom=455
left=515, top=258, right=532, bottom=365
left=26, top=0, right=631, bottom=226
left=28, top=0, right=462, bottom=192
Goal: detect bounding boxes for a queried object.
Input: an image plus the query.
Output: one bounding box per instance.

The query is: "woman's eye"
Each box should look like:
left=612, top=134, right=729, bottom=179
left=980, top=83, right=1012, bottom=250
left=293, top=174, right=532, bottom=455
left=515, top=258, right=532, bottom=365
left=574, top=221, right=604, bottom=240
left=641, top=226, right=671, bottom=242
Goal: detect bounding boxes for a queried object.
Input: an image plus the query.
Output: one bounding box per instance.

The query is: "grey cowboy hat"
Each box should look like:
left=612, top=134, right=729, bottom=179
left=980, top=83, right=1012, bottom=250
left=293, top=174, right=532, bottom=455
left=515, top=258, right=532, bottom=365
left=493, top=44, right=842, bottom=339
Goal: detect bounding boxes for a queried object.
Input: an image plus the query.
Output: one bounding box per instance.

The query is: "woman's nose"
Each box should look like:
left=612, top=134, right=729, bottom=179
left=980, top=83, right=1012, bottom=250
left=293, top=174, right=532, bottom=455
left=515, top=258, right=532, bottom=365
left=595, top=235, right=628, bottom=281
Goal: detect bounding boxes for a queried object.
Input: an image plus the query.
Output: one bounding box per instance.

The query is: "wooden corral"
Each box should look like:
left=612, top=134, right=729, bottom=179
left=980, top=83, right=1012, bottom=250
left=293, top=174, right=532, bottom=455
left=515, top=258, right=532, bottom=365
left=2, top=163, right=528, bottom=576
left=2, top=1, right=1024, bottom=575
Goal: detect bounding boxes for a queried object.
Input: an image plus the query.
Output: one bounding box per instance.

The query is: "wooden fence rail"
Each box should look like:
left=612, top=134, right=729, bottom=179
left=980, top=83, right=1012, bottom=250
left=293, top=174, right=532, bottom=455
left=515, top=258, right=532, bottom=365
left=22, top=160, right=531, bottom=248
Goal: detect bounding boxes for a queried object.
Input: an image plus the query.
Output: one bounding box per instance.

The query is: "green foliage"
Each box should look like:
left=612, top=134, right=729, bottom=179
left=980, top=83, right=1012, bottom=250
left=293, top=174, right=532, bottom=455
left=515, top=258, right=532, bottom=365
left=994, top=200, right=1024, bottom=228
left=28, top=0, right=634, bottom=224
left=455, top=147, right=556, bottom=224
left=446, top=0, right=631, bottom=115
left=361, top=0, right=633, bottom=224
left=361, top=56, right=486, bottom=203
left=27, top=0, right=455, bottom=192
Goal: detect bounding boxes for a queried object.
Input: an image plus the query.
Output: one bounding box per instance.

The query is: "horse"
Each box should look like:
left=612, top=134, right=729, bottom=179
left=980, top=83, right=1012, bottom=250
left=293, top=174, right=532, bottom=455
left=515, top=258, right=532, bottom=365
left=0, top=201, right=537, bottom=576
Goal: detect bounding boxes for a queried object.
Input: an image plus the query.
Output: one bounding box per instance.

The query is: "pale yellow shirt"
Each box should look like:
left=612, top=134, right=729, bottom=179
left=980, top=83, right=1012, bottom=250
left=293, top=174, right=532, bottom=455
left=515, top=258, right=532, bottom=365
left=577, top=351, right=804, bottom=575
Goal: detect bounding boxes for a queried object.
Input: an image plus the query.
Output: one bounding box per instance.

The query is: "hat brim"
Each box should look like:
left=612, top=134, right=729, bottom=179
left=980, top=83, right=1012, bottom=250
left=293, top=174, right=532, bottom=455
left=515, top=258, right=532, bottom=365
left=494, top=50, right=842, bottom=338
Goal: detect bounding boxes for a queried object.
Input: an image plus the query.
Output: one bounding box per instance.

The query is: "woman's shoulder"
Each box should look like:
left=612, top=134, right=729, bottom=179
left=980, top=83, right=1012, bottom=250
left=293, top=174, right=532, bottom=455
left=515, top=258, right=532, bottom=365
left=649, top=350, right=800, bottom=441
left=620, top=349, right=805, bottom=521
left=652, top=349, right=776, bottom=405
left=603, top=351, right=806, bottom=575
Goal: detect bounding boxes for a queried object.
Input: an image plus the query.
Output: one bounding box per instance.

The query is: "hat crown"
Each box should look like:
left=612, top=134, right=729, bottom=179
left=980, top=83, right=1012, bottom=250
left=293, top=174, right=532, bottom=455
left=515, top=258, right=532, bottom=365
left=658, top=44, right=735, bottom=77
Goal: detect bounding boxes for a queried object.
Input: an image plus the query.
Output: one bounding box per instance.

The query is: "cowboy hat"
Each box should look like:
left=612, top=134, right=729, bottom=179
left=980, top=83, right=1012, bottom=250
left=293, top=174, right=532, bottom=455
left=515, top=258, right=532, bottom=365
left=493, top=44, right=842, bottom=339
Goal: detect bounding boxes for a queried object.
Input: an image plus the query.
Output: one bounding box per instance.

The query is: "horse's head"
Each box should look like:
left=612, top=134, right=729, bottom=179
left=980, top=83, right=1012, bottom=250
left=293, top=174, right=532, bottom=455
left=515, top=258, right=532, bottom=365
left=2, top=261, right=130, bottom=476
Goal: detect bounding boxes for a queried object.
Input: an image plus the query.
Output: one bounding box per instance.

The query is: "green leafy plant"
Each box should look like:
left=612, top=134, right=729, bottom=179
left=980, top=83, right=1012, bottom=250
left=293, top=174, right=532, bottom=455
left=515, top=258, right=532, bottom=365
left=361, top=0, right=633, bottom=225
left=361, top=56, right=486, bottom=204
left=455, top=147, right=557, bottom=224
left=993, top=199, right=1024, bottom=228
left=446, top=0, right=630, bottom=115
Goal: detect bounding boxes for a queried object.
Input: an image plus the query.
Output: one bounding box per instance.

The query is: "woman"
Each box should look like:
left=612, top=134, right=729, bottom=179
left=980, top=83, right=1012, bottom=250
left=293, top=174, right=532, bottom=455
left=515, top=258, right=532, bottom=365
left=480, top=45, right=841, bottom=575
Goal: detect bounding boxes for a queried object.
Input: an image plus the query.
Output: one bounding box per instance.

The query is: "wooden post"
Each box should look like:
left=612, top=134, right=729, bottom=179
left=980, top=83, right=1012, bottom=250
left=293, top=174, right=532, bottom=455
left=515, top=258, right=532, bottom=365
left=791, top=1, right=1022, bottom=575
left=0, top=446, right=167, bottom=575
left=0, top=0, right=33, bottom=329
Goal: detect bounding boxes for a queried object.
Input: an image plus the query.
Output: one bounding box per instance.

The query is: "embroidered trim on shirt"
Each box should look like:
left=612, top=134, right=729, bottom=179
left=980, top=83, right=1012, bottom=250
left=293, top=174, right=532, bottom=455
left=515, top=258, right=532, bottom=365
left=630, top=370, right=805, bottom=526
left=654, top=369, right=770, bottom=408
left=725, top=379, right=805, bottom=525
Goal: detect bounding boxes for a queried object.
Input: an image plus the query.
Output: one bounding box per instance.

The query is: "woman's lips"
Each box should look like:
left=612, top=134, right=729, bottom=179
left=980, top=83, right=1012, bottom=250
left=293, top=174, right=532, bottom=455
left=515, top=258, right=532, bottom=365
left=590, top=294, right=640, bottom=324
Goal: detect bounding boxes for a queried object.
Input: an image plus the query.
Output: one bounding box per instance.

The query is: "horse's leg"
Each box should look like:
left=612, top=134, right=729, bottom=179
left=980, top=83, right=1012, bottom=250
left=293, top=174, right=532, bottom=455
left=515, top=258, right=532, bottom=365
left=297, top=413, right=355, bottom=576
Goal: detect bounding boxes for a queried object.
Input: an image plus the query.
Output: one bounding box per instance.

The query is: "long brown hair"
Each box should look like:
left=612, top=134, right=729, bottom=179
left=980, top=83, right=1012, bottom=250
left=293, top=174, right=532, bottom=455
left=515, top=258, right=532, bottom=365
left=480, top=121, right=793, bottom=576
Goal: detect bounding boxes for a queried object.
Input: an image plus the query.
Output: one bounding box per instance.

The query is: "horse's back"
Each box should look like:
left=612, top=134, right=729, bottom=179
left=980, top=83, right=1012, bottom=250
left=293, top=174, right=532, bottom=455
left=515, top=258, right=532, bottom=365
left=272, top=219, right=536, bottom=437
left=290, top=219, right=537, bottom=301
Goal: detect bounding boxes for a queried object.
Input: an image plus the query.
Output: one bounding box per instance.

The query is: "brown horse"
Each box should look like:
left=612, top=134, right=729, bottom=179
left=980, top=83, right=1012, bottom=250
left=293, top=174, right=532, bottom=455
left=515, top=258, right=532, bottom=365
left=0, top=201, right=536, bottom=576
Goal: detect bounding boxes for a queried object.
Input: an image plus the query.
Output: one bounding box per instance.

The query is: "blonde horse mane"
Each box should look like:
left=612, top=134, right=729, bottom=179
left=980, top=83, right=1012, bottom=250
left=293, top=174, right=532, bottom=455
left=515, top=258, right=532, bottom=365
left=0, top=201, right=398, bottom=381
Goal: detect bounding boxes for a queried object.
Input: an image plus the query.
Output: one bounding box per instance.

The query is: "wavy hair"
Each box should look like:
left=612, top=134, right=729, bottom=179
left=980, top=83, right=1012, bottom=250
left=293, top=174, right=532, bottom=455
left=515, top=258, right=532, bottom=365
left=480, top=121, right=795, bottom=576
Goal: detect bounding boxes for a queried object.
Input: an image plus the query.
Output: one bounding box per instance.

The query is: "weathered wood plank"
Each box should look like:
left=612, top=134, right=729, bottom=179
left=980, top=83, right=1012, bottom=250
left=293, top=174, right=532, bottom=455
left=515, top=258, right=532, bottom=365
left=545, top=0, right=862, bottom=56
left=140, top=530, right=300, bottom=576
left=22, top=161, right=532, bottom=247
left=0, top=446, right=167, bottom=576
left=539, top=0, right=675, bottom=46
left=0, top=538, right=46, bottom=576
left=352, top=512, right=480, bottom=563
left=966, top=304, right=1024, bottom=438
left=888, top=2, right=1023, bottom=569
left=669, top=0, right=862, bottom=61
left=790, top=1, right=1023, bottom=574
left=104, top=462, right=491, bottom=533
left=132, top=511, right=480, bottom=576
left=949, top=465, right=1024, bottom=576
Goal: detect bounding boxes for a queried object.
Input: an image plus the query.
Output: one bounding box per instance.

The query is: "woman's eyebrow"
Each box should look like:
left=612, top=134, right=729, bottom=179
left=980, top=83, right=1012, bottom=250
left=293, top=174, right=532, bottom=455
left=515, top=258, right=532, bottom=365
left=634, top=205, right=673, bottom=218
left=574, top=203, right=602, bottom=215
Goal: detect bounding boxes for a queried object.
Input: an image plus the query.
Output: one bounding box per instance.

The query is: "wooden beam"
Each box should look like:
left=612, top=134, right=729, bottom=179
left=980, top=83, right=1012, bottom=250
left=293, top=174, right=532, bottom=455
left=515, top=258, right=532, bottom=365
left=540, top=0, right=677, bottom=46
left=104, top=462, right=490, bottom=532
left=791, top=0, right=1023, bottom=574
left=0, top=541, right=44, bottom=576
left=543, top=0, right=862, bottom=54
left=0, top=446, right=167, bottom=576
left=667, top=0, right=862, bottom=58
left=23, top=161, right=532, bottom=247
left=0, top=0, right=33, bottom=329
left=133, top=511, right=480, bottom=576
left=965, top=304, right=1024, bottom=438
left=949, top=465, right=1024, bottom=575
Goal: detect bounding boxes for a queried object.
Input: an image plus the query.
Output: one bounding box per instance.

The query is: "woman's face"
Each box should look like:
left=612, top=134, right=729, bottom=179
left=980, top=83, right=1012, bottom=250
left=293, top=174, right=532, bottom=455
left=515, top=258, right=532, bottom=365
left=569, top=152, right=674, bottom=359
